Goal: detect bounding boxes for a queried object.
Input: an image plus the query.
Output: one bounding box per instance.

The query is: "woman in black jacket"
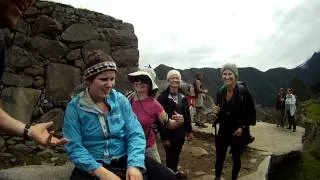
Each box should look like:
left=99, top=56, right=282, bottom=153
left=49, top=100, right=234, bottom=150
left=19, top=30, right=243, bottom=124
left=157, top=69, right=193, bottom=179
left=213, top=63, right=255, bottom=180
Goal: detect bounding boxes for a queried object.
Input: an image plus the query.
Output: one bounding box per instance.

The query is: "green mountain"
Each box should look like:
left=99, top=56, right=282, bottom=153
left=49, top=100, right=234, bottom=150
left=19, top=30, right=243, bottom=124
left=155, top=52, right=320, bottom=106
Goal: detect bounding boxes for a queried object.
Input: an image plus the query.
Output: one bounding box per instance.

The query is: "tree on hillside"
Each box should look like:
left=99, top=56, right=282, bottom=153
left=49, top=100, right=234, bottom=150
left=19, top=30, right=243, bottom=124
left=288, top=76, right=311, bottom=101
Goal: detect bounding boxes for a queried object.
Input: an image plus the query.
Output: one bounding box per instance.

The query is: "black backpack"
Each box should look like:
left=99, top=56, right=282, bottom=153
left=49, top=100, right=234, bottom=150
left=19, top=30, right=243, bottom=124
left=217, top=81, right=256, bottom=126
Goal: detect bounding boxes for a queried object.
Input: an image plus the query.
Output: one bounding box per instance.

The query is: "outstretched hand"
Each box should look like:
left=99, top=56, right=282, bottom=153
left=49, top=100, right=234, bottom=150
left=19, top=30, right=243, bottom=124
left=28, top=121, right=68, bottom=146
left=171, top=111, right=184, bottom=124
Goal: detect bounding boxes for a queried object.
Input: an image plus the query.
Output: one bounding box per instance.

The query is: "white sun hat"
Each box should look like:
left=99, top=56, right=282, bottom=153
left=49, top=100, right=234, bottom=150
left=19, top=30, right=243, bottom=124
left=128, top=67, right=158, bottom=90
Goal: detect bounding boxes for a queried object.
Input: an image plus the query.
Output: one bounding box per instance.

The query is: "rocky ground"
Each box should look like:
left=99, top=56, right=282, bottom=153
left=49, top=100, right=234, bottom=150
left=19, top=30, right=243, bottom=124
left=0, top=131, right=265, bottom=180
left=0, top=135, right=68, bottom=170
left=0, top=107, right=295, bottom=180
left=157, top=131, right=266, bottom=180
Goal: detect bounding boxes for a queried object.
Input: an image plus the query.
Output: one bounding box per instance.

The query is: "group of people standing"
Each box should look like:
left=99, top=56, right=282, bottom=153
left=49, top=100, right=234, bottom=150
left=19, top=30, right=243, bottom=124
left=276, top=88, right=297, bottom=131
left=62, top=50, right=255, bottom=180
left=0, top=1, right=256, bottom=179
left=63, top=50, right=194, bottom=180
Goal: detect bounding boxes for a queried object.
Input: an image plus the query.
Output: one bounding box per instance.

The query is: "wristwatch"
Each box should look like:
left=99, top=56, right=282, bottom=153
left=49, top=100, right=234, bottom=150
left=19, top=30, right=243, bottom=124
left=23, top=124, right=31, bottom=140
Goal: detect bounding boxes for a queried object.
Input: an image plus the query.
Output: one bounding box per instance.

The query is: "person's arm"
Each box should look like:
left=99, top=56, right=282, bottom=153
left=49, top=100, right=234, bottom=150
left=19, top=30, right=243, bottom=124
left=153, top=99, right=183, bottom=129
left=121, top=96, right=146, bottom=171
left=157, top=94, right=170, bottom=141
left=0, top=108, right=25, bottom=136
left=182, top=97, right=192, bottom=133
left=0, top=108, right=67, bottom=146
left=195, top=80, right=207, bottom=93
left=158, top=110, right=182, bottom=129
left=63, top=103, right=101, bottom=172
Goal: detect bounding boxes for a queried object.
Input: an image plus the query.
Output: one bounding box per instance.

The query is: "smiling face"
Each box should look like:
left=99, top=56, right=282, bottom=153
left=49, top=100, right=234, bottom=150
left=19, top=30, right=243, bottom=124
left=88, top=70, right=116, bottom=101
left=0, top=0, right=35, bottom=28
left=131, top=75, right=151, bottom=95
left=132, top=75, right=151, bottom=95
left=222, top=69, right=237, bottom=86
left=168, top=74, right=181, bottom=88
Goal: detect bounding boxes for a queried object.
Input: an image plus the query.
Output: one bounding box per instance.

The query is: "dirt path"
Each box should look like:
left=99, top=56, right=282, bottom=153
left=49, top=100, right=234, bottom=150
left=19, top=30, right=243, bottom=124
left=157, top=132, right=266, bottom=180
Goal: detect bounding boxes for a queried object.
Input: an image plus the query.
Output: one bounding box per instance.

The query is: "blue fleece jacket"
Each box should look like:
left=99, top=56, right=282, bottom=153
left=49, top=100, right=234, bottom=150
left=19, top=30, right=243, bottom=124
left=63, top=89, right=146, bottom=172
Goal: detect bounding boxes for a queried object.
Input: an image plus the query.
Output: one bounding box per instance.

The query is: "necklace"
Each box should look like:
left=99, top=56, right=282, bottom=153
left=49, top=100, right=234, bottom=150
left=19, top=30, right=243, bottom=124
left=169, top=93, right=179, bottom=103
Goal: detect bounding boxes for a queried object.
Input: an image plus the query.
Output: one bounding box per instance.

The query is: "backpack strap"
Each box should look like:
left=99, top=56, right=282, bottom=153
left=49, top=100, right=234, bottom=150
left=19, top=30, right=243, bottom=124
left=236, top=83, right=245, bottom=103
left=126, top=90, right=135, bottom=103
left=126, top=91, right=158, bottom=142
left=216, top=84, right=226, bottom=105
left=214, top=84, right=226, bottom=127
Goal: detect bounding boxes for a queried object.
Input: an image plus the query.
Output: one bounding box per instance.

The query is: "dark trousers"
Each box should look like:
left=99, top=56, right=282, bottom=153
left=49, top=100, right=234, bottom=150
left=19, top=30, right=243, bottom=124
left=287, top=110, right=296, bottom=130
left=277, top=108, right=285, bottom=127
left=215, top=132, right=244, bottom=180
left=70, top=156, right=176, bottom=180
left=163, top=138, right=185, bottom=172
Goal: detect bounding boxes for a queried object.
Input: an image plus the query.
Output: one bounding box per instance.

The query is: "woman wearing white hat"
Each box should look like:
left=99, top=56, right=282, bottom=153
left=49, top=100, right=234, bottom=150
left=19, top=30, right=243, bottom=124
left=128, top=68, right=184, bottom=163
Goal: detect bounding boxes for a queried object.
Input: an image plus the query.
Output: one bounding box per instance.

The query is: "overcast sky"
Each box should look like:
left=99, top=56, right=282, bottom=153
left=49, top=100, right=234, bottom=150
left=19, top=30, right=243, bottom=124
left=51, top=0, right=320, bottom=71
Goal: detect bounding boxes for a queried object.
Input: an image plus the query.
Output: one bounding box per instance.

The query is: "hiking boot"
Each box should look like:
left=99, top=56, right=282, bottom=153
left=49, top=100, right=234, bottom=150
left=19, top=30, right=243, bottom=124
left=175, top=171, right=187, bottom=179
left=286, top=126, right=291, bottom=130
left=292, top=129, right=296, bottom=132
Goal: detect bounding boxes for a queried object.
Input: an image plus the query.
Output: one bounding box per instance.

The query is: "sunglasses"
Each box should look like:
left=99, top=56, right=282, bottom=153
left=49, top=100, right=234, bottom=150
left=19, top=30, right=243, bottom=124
left=130, top=75, right=151, bottom=84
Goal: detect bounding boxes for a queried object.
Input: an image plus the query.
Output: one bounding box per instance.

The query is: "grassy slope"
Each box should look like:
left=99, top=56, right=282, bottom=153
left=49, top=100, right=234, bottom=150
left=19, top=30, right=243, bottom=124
left=273, top=99, right=320, bottom=180
left=273, top=152, right=320, bottom=180
left=275, top=99, right=320, bottom=180
left=300, top=99, right=320, bottom=123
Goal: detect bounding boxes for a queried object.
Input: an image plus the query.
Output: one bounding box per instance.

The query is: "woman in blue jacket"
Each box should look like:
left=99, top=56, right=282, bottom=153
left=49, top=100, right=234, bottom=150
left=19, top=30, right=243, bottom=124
left=63, top=50, right=176, bottom=180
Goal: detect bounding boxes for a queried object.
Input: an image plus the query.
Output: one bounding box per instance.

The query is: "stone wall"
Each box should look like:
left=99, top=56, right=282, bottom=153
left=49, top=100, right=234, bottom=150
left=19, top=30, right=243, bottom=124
left=0, top=1, right=140, bottom=167
left=303, top=121, right=320, bottom=159
left=0, top=0, right=139, bottom=128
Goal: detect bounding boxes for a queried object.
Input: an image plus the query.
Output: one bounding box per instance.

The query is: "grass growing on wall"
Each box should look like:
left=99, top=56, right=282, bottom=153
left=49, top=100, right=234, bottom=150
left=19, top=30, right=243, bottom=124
left=300, top=99, right=320, bottom=123
left=272, top=99, right=320, bottom=180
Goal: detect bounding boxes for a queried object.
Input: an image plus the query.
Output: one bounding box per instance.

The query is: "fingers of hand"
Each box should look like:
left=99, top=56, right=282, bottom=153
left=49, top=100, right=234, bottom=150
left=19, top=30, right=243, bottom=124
left=43, top=121, right=54, bottom=129
left=172, top=115, right=183, bottom=121
left=45, top=131, right=54, bottom=145
left=52, top=137, right=69, bottom=146
left=127, top=168, right=142, bottom=180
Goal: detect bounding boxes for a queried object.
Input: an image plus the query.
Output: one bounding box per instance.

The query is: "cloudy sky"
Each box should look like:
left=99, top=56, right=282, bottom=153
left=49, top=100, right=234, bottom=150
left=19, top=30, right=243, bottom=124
left=51, top=0, right=320, bottom=71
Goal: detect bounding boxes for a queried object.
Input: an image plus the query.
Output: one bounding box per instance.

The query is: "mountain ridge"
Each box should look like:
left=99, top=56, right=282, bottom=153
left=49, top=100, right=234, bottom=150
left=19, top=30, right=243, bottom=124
left=154, top=51, right=320, bottom=106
